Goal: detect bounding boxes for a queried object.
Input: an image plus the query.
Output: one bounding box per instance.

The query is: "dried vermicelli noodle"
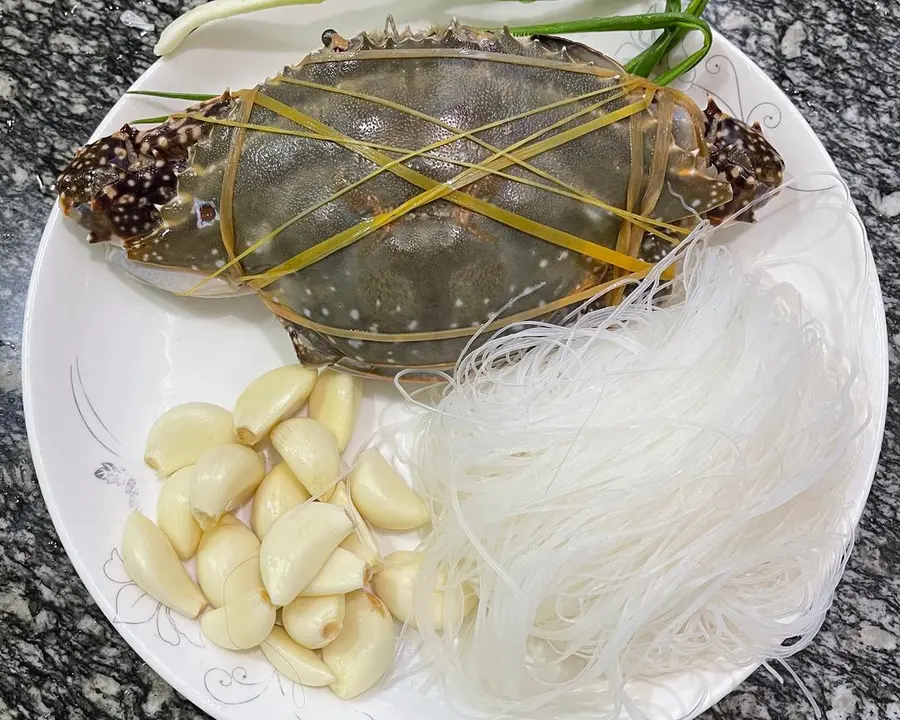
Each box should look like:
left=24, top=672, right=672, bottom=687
left=393, top=216, right=869, bottom=719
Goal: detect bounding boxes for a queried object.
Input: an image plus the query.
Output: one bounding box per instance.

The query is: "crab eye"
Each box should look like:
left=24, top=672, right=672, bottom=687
left=321, top=29, right=349, bottom=51
left=194, top=200, right=218, bottom=228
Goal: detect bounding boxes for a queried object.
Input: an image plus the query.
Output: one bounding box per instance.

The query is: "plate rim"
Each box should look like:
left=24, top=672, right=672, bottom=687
left=22, top=17, right=890, bottom=720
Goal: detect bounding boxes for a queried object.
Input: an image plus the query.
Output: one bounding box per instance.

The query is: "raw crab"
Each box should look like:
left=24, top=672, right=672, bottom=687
left=56, top=18, right=784, bottom=380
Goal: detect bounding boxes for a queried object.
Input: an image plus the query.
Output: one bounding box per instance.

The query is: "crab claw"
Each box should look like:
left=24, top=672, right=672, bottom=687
left=55, top=92, right=256, bottom=298
left=702, top=97, right=785, bottom=224
left=56, top=93, right=234, bottom=246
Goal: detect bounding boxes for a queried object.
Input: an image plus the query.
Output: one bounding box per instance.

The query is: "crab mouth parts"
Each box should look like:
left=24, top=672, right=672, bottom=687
left=63, top=199, right=118, bottom=244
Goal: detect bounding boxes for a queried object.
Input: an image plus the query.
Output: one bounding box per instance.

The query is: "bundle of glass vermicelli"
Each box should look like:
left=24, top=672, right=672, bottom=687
left=391, top=211, right=870, bottom=719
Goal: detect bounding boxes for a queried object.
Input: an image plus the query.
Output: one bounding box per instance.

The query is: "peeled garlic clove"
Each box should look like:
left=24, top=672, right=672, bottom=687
left=373, top=551, right=477, bottom=631
left=196, top=518, right=262, bottom=607
left=270, top=418, right=339, bottom=501
left=322, top=590, right=395, bottom=699
left=122, top=511, right=207, bottom=619
left=261, top=627, right=336, bottom=687
left=190, top=444, right=265, bottom=530
left=200, top=588, right=276, bottom=650
left=348, top=449, right=430, bottom=531
left=299, top=548, right=371, bottom=598
left=260, top=501, right=353, bottom=606
left=215, top=512, right=244, bottom=528
left=156, top=466, right=202, bottom=560
left=233, top=365, right=318, bottom=445
left=308, top=370, right=362, bottom=452
left=251, top=462, right=311, bottom=539
left=144, top=402, right=234, bottom=477
left=340, top=532, right=380, bottom=573
left=329, top=481, right=381, bottom=570
left=371, top=551, right=420, bottom=628
left=282, top=594, right=345, bottom=649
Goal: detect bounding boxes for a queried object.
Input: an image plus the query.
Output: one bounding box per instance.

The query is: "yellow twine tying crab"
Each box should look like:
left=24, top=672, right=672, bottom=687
left=57, top=13, right=783, bottom=379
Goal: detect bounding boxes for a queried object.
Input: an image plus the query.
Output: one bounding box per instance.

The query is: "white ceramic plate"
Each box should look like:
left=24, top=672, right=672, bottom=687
left=23, top=1, right=889, bottom=718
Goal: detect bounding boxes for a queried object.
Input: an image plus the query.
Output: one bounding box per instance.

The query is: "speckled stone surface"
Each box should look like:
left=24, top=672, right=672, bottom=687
left=0, top=1, right=898, bottom=718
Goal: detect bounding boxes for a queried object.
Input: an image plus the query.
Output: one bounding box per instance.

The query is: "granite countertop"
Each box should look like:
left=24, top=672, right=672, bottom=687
left=1, top=1, right=898, bottom=718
